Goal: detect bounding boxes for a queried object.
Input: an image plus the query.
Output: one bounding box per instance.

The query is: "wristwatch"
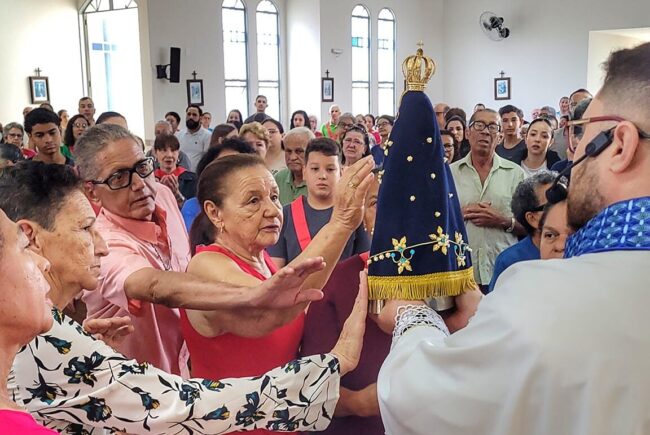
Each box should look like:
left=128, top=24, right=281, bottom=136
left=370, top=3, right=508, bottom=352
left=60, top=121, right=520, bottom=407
left=505, top=217, right=516, bottom=233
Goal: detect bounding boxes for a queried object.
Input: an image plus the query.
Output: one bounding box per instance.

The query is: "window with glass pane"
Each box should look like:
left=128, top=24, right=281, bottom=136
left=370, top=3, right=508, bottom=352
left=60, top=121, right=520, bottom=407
left=223, top=0, right=249, bottom=118
left=377, top=8, right=395, bottom=115
left=82, top=0, right=144, bottom=137
left=351, top=5, right=370, bottom=115
left=256, top=0, right=280, bottom=121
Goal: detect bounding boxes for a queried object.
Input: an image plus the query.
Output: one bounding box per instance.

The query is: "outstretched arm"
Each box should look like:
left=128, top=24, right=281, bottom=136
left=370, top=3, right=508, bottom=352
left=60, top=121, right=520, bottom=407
left=10, top=311, right=340, bottom=434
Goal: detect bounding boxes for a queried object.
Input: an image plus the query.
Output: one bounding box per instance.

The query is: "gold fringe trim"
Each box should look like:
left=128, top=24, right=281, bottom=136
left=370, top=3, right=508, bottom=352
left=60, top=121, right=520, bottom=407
left=368, top=268, right=477, bottom=300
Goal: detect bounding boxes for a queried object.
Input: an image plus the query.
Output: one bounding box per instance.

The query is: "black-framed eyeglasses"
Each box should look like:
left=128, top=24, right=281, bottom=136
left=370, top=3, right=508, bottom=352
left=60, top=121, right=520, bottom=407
left=531, top=202, right=548, bottom=212
left=470, top=120, right=501, bottom=134
left=90, top=157, right=155, bottom=190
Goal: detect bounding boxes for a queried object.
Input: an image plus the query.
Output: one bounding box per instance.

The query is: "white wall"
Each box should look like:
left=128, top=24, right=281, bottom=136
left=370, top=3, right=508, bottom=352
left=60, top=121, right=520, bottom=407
left=587, top=31, right=646, bottom=92
left=442, top=0, right=650, bottom=119
left=317, top=0, right=444, bottom=122
left=0, top=0, right=84, bottom=125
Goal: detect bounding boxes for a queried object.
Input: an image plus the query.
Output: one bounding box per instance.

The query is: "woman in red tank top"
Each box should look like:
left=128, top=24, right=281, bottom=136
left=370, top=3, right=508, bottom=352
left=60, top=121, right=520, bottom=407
left=182, top=155, right=306, bottom=434
left=183, top=153, right=376, bottom=433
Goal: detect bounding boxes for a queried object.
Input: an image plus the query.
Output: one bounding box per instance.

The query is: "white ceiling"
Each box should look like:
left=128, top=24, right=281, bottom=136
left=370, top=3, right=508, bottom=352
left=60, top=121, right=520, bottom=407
left=597, top=27, right=650, bottom=41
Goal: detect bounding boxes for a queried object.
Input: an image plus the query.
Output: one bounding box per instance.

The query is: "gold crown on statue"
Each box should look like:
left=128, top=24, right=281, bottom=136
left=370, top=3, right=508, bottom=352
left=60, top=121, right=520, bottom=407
left=402, top=42, right=436, bottom=92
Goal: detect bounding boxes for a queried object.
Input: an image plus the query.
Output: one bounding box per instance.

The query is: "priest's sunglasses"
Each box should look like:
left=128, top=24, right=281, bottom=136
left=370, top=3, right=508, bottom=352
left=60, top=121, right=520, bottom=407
left=469, top=120, right=501, bottom=134
left=90, top=157, right=155, bottom=190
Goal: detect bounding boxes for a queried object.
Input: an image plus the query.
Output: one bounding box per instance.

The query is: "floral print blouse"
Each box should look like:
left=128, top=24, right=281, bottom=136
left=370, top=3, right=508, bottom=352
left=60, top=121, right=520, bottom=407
left=9, top=310, right=340, bottom=434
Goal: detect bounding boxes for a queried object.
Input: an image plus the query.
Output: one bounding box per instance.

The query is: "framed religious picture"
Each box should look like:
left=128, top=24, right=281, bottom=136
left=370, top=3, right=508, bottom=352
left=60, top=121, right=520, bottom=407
left=186, top=79, right=204, bottom=106
left=494, top=77, right=511, bottom=100
left=322, top=77, right=334, bottom=102
left=29, top=76, right=50, bottom=103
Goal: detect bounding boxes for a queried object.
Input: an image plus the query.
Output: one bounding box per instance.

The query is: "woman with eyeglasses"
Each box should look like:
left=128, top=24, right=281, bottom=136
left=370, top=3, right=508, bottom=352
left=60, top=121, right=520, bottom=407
left=539, top=199, right=573, bottom=260
left=514, top=118, right=561, bottom=178
left=341, top=125, right=371, bottom=168
left=488, top=171, right=557, bottom=292
left=551, top=98, right=593, bottom=175
left=63, top=114, right=89, bottom=154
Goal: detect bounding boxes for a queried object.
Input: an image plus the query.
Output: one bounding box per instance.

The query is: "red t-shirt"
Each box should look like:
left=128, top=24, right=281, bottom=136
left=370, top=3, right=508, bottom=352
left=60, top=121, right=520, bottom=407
left=180, top=244, right=305, bottom=435
left=154, top=166, right=186, bottom=179
left=0, top=409, right=57, bottom=433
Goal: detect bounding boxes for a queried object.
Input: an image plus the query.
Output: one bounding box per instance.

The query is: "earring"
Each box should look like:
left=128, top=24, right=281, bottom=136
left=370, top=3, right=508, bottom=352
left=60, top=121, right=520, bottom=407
left=218, top=222, right=225, bottom=233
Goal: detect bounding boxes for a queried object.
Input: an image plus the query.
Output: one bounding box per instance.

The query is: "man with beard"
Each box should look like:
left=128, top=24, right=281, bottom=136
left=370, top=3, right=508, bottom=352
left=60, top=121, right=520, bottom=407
left=375, top=41, right=650, bottom=435
left=176, top=104, right=211, bottom=171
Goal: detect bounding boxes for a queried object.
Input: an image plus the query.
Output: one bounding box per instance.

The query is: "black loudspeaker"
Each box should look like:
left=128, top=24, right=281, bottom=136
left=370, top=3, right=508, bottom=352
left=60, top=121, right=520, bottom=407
left=169, top=47, right=181, bottom=83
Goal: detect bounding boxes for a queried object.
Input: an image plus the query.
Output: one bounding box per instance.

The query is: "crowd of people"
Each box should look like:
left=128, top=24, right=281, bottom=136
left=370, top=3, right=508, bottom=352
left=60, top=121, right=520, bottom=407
left=0, top=40, right=648, bottom=434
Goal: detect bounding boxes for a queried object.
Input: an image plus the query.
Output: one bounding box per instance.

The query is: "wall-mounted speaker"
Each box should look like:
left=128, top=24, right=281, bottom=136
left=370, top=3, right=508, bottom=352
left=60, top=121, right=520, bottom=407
left=156, top=47, right=181, bottom=82
left=169, top=47, right=180, bottom=83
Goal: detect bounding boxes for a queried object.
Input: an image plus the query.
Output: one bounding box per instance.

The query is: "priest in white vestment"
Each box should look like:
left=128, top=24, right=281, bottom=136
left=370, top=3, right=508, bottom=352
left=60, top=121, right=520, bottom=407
left=376, top=41, right=650, bottom=435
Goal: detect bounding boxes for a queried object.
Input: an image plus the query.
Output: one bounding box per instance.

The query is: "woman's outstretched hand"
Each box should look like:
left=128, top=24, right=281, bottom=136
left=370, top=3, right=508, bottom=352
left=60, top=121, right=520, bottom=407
left=331, top=270, right=369, bottom=375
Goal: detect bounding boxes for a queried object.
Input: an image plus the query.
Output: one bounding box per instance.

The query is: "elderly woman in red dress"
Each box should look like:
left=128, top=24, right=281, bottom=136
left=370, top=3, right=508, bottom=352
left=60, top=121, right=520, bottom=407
left=182, top=154, right=375, bottom=433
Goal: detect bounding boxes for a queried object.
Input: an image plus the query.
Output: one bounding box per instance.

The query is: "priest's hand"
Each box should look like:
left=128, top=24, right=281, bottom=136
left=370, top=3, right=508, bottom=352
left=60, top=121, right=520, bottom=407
left=442, top=288, right=482, bottom=333
left=83, top=316, right=135, bottom=348
left=335, top=384, right=380, bottom=417
left=331, top=271, right=369, bottom=375
left=249, top=256, right=326, bottom=309
left=374, top=299, right=428, bottom=335
left=331, top=156, right=375, bottom=232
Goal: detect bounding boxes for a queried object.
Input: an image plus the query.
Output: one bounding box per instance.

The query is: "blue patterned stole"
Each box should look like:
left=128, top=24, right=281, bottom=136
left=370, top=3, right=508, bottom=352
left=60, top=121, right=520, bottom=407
left=565, top=197, right=650, bottom=258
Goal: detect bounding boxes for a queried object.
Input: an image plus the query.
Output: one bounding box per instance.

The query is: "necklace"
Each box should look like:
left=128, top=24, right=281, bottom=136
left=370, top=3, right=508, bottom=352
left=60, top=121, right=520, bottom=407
left=149, top=237, right=172, bottom=271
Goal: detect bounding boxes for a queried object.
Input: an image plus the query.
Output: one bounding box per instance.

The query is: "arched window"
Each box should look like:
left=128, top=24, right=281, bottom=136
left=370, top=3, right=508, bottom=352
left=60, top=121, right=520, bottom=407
left=81, top=0, right=144, bottom=136
left=377, top=8, right=396, bottom=115
left=351, top=5, right=370, bottom=115
left=256, top=0, right=281, bottom=121
left=222, top=0, right=249, bottom=119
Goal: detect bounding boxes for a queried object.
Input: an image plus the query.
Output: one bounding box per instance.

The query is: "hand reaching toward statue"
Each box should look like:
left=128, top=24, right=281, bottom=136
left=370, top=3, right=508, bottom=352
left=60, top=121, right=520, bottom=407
left=331, top=271, right=369, bottom=375
left=331, top=156, right=376, bottom=231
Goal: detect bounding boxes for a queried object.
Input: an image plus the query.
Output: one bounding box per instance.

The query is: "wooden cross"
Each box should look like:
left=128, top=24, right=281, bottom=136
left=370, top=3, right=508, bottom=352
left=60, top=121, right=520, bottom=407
left=325, top=70, right=330, bottom=78
left=191, top=70, right=198, bottom=80
left=499, top=70, right=506, bottom=78
left=34, top=67, right=42, bottom=77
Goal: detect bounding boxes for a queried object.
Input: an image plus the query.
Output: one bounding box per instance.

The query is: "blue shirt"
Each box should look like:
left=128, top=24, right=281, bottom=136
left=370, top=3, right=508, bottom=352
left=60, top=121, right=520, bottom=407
left=488, top=236, right=540, bottom=293
left=371, top=145, right=385, bottom=167
left=181, top=197, right=201, bottom=232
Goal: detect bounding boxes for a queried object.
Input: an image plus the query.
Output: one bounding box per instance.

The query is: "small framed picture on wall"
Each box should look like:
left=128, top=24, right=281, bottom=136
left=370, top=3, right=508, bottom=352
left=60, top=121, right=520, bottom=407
left=322, top=77, right=334, bottom=102
left=187, top=79, right=204, bottom=106
left=494, top=77, right=511, bottom=100
left=29, top=76, right=50, bottom=103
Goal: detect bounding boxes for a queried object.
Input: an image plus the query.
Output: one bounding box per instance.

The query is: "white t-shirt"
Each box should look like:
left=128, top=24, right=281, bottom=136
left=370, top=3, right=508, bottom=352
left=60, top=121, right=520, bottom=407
left=521, top=160, right=548, bottom=178
left=176, top=128, right=211, bottom=171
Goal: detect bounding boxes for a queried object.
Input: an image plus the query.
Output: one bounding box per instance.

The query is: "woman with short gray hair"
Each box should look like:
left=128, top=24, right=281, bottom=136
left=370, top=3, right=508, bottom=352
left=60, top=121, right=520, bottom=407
left=488, top=171, right=557, bottom=292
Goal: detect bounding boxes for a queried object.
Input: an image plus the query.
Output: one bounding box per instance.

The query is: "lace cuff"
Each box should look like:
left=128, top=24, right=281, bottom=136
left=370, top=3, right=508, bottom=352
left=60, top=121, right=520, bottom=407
left=392, top=304, right=449, bottom=348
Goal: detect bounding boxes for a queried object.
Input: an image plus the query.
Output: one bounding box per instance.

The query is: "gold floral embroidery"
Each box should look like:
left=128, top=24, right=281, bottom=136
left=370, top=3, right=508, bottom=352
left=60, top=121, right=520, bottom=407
left=372, top=224, right=472, bottom=275
left=429, top=226, right=450, bottom=254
